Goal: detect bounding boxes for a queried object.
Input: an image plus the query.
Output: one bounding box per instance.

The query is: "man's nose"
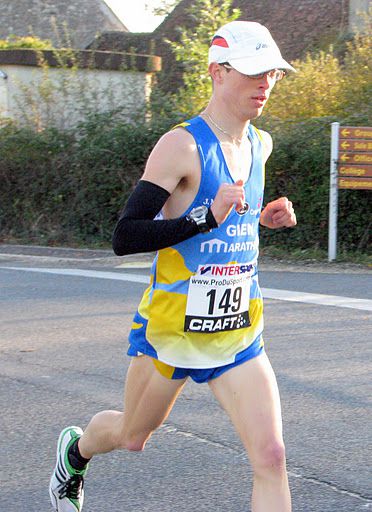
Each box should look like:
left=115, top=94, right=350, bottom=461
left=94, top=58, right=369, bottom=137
left=258, top=74, right=272, bottom=89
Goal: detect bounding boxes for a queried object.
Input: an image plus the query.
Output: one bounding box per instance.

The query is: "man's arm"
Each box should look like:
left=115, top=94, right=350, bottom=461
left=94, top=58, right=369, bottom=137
left=112, top=128, right=244, bottom=256
left=112, top=180, right=217, bottom=255
left=112, top=129, right=214, bottom=256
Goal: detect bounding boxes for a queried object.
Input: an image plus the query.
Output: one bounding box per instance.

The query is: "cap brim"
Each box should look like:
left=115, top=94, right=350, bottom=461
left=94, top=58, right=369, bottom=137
left=229, top=56, right=296, bottom=75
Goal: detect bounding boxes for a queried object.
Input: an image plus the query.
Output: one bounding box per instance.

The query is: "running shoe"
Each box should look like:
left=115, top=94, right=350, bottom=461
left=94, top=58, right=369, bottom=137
left=49, top=426, right=88, bottom=512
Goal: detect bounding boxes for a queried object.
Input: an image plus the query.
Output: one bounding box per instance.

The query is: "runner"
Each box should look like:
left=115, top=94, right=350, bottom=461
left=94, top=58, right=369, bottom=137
left=49, top=21, right=297, bottom=512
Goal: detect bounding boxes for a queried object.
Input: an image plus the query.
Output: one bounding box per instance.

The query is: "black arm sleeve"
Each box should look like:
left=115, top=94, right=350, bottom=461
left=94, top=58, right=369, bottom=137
left=112, top=180, right=217, bottom=256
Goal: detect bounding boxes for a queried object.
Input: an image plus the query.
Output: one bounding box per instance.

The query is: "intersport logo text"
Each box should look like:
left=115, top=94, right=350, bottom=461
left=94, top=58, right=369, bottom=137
left=199, top=264, right=254, bottom=276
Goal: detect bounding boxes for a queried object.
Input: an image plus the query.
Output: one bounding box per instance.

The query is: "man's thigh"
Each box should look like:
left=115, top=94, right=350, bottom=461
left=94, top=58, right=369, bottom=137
left=208, top=352, right=283, bottom=456
left=122, top=355, right=187, bottom=441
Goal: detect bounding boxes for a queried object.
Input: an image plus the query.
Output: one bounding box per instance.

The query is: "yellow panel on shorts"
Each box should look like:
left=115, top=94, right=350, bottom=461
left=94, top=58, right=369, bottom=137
left=152, top=358, right=176, bottom=379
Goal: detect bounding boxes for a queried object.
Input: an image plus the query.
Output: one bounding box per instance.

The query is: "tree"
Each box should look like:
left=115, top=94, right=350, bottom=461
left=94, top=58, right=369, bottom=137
left=150, top=0, right=182, bottom=16
left=261, top=6, right=372, bottom=123
left=167, top=0, right=240, bottom=116
left=262, top=50, right=344, bottom=121
left=0, top=35, right=53, bottom=50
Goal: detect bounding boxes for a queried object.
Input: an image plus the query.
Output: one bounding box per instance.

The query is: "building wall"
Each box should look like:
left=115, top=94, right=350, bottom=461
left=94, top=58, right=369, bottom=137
left=0, top=71, right=9, bottom=118
left=0, top=0, right=127, bottom=49
left=0, top=64, right=153, bottom=129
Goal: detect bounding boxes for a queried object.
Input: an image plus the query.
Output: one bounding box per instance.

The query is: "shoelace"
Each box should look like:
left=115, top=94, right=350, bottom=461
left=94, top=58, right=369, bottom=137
left=58, top=474, right=84, bottom=500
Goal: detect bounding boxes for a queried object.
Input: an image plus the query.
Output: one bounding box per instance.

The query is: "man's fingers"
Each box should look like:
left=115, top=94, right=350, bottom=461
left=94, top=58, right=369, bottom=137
left=260, top=196, right=296, bottom=229
left=272, top=208, right=296, bottom=227
left=211, top=182, right=245, bottom=224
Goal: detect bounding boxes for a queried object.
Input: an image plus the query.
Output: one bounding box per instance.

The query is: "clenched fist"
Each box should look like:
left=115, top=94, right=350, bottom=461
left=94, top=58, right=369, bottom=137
left=259, top=197, right=297, bottom=229
left=210, top=179, right=246, bottom=225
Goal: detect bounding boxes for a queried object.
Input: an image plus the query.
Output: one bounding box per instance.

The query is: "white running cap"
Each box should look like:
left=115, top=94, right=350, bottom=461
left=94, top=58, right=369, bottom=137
left=208, top=21, right=296, bottom=75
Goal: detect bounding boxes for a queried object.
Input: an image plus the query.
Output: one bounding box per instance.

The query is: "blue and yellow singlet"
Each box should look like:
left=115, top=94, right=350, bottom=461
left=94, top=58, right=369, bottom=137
left=128, top=116, right=265, bottom=369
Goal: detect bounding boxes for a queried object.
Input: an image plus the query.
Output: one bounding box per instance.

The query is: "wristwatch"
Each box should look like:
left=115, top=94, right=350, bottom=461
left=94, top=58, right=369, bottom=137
left=187, top=205, right=211, bottom=233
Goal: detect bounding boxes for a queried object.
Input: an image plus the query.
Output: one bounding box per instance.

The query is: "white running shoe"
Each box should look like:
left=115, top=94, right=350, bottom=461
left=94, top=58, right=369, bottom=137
left=49, top=426, right=88, bottom=512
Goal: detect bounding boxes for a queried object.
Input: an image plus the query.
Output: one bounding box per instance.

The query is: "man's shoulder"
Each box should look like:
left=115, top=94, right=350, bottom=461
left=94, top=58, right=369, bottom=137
left=254, top=128, right=273, bottom=162
left=156, top=124, right=198, bottom=155
left=252, top=127, right=271, bottom=143
left=141, top=122, right=200, bottom=188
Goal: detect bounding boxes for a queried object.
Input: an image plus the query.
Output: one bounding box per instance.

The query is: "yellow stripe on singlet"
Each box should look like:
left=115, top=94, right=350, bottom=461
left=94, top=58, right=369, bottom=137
left=252, top=125, right=266, bottom=186
left=171, top=121, right=191, bottom=130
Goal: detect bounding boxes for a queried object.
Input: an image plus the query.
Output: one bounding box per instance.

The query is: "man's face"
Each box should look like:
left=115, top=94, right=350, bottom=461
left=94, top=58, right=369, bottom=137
left=219, top=66, right=278, bottom=120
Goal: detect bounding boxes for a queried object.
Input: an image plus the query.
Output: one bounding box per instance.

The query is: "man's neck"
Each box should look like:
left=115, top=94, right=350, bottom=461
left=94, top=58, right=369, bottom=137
left=202, top=98, right=250, bottom=143
left=201, top=105, right=250, bottom=146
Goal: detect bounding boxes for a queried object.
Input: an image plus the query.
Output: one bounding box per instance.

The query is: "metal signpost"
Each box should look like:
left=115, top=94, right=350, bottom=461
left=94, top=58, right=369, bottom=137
left=328, top=123, right=372, bottom=261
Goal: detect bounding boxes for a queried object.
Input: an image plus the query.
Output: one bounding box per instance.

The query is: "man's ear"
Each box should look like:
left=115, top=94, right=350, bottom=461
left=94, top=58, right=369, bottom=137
left=208, top=62, right=224, bottom=84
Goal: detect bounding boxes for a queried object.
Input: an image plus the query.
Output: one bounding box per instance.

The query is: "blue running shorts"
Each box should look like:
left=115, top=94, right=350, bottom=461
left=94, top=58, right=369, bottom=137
left=147, top=335, right=264, bottom=384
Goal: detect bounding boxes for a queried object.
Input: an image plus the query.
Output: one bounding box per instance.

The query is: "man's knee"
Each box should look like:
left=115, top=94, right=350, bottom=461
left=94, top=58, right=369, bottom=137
left=115, top=429, right=154, bottom=452
left=252, top=440, right=287, bottom=476
left=124, top=438, right=146, bottom=452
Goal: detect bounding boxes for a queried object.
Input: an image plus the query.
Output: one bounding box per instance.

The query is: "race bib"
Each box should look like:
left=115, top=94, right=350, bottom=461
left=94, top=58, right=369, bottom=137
left=184, top=263, right=252, bottom=333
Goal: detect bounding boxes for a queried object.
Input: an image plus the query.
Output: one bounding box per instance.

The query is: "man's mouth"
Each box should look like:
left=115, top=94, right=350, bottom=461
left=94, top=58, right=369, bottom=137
left=251, top=95, right=268, bottom=108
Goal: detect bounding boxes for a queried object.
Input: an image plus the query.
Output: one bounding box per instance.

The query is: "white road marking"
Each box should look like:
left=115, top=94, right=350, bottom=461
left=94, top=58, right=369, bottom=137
left=262, top=287, right=372, bottom=311
left=0, top=266, right=149, bottom=284
left=1, top=266, right=372, bottom=312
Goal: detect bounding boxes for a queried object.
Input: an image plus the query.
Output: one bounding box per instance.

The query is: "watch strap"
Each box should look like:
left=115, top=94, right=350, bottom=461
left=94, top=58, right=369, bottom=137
left=206, top=208, right=218, bottom=229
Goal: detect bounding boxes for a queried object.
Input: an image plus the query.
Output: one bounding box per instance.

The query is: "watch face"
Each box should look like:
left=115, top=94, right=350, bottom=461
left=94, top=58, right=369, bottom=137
left=194, top=206, right=207, bottom=216
left=189, top=206, right=210, bottom=232
left=190, top=206, right=206, bottom=221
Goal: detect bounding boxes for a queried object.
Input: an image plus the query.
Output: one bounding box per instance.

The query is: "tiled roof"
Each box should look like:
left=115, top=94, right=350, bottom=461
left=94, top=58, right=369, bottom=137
left=87, top=0, right=350, bottom=92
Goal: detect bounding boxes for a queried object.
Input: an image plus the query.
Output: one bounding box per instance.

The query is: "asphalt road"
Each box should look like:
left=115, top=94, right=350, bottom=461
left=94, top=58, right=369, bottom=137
left=0, top=246, right=371, bottom=511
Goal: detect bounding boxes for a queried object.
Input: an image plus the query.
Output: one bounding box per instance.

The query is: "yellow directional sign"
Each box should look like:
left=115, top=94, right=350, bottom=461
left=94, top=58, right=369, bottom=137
left=337, top=125, right=372, bottom=190
left=339, top=126, right=372, bottom=139
left=338, top=177, right=372, bottom=190
left=339, top=139, right=372, bottom=151
left=339, top=165, right=372, bottom=177
left=339, top=153, right=372, bottom=164
left=330, top=123, right=371, bottom=261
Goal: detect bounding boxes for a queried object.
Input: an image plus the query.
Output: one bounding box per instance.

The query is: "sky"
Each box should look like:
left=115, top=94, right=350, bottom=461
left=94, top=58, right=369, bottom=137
left=104, top=0, right=166, bottom=32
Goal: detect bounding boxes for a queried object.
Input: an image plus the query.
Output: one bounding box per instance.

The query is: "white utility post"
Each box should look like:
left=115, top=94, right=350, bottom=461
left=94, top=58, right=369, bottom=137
left=328, top=122, right=339, bottom=262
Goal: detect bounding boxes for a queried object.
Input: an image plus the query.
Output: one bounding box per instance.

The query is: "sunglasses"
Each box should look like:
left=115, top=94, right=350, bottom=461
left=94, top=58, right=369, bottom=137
left=221, top=63, right=285, bottom=81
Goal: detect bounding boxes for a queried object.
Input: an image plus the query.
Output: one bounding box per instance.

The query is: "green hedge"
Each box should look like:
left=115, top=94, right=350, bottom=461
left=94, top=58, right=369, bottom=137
left=0, top=113, right=175, bottom=245
left=0, top=113, right=370, bottom=255
left=259, top=116, right=371, bottom=254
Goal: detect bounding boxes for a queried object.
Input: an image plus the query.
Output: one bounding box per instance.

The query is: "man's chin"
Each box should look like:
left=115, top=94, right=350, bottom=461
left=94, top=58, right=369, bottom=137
left=250, top=108, right=264, bottom=120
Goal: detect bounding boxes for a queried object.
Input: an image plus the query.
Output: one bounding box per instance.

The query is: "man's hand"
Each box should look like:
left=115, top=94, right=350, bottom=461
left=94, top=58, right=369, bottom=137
left=260, top=197, right=297, bottom=229
left=210, top=180, right=245, bottom=225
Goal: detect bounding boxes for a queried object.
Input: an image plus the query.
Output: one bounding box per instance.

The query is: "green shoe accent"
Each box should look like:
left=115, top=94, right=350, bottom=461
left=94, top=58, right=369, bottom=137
left=61, top=428, right=88, bottom=477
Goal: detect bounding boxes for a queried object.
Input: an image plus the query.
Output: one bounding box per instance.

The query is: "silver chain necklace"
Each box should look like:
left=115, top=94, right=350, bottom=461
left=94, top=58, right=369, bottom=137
left=203, top=112, right=247, bottom=145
